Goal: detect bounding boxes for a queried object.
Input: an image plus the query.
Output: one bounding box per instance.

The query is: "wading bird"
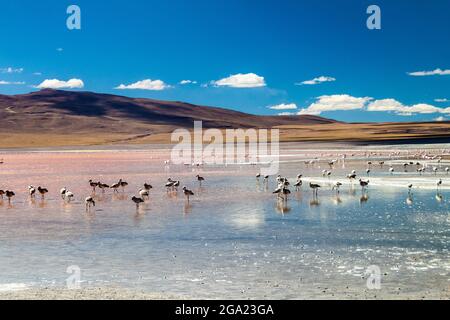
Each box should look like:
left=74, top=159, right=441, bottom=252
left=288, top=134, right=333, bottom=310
left=359, top=179, right=369, bottom=191
left=437, top=179, right=443, bottom=191
left=98, top=182, right=110, bottom=193
left=165, top=178, right=175, bottom=191
left=196, top=175, right=205, bottom=186
left=119, top=179, right=128, bottom=191
left=38, top=186, right=48, bottom=199
left=85, top=196, right=95, bottom=211
left=309, top=182, right=321, bottom=196
left=273, top=184, right=290, bottom=201
left=182, top=186, right=194, bottom=202
left=89, top=180, right=98, bottom=192
left=5, top=190, right=14, bottom=203
left=293, top=177, right=302, bottom=191
left=332, top=182, right=343, bottom=194
left=28, top=186, right=36, bottom=198
left=60, top=187, right=67, bottom=199
left=110, top=182, right=120, bottom=193
left=65, top=191, right=74, bottom=202
left=131, top=196, right=145, bottom=208
left=143, top=183, right=153, bottom=191
left=139, top=189, right=149, bottom=199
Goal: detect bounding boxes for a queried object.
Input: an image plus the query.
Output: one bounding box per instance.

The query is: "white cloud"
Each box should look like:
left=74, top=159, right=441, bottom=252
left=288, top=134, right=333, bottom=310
left=434, top=116, right=446, bottom=122
left=367, top=99, right=450, bottom=115
left=296, top=76, right=336, bottom=85
left=213, top=73, right=266, bottom=88
left=33, top=72, right=42, bottom=76
left=435, top=98, right=449, bottom=102
left=297, top=94, right=372, bottom=115
left=57, top=48, right=64, bottom=52
left=179, top=80, right=197, bottom=85
left=408, top=68, right=450, bottom=76
left=37, top=78, right=84, bottom=89
left=1, top=67, right=23, bottom=74
left=268, top=103, right=297, bottom=110
left=0, top=80, right=25, bottom=85
left=115, top=79, right=170, bottom=91
left=297, top=94, right=450, bottom=117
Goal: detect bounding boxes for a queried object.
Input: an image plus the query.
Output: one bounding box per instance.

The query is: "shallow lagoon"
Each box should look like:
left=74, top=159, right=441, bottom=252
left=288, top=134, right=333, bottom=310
left=0, top=144, right=449, bottom=299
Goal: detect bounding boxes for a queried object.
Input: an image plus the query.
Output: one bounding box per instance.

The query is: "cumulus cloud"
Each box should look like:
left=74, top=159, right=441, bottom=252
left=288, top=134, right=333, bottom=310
left=0, top=80, right=25, bottom=85
left=268, top=103, right=297, bottom=110
left=37, top=78, right=84, bottom=89
left=408, top=68, right=450, bottom=76
left=297, top=94, right=450, bottom=116
left=212, top=73, right=266, bottom=88
left=435, top=98, right=449, bottom=102
left=434, top=116, right=446, bottom=122
left=367, top=99, right=450, bottom=115
left=296, top=76, right=336, bottom=85
left=115, top=79, right=170, bottom=91
left=179, top=80, right=197, bottom=85
left=1, top=67, right=23, bottom=74
left=297, top=94, right=372, bottom=115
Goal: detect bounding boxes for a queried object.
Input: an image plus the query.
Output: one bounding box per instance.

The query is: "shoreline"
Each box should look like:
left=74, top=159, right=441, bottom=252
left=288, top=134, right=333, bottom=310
left=0, top=286, right=184, bottom=300
left=0, top=286, right=448, bottom=300
left=2, top=138, right=450, bottom=153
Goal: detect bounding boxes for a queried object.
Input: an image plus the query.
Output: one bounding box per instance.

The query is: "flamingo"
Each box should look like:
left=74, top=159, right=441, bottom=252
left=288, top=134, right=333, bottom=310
left=196, top=175, right=205, bottom=186
left=5, top=190, right=14, bottom=203
left=131, top=196, right=145, bottom=208
left=89, top=180, right=98, bottom=192
left=119, top=179, right=128, bottom=191
left=143, top=183, right=153, bottom=191
left=139, top=189, right=149, bottom=199
left=65, top=191, right=74, bottom=202
left=309, top=182, right=321, bottom=196
left=437, top=179, right=443, bottom=191
left=85, top=196, right=95, bottom=211
left=182, top=186, right=194, bottom=202
left=38, top=186, right=48, bottom=199
left=98, top=182, right=110, bottom=193
left=359, top=179, right=369, bottom=191
left=28, top=186, right=36, bottom=198
left=293, top=177, right=302, bottom=191
left=60, top=187, right=67, bottom=199
left=110, top=182, right=120, bottom=193
left=332, top=182, right=342, bottom=193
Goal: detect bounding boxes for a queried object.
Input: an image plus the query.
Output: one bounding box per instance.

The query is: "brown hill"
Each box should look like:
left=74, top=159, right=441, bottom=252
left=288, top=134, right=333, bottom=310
left=0, top=89, right=336, bottom=135
left=1, top=89, right=450, bottom=148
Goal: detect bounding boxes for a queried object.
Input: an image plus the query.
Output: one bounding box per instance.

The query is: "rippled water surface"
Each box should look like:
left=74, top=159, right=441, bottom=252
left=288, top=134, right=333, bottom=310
left=0, top=144, right=449, bottom=299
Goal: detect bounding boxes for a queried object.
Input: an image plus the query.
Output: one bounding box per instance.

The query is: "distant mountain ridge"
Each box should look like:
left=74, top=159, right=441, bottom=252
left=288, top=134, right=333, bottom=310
left=0, top=89, right=337, bottom=134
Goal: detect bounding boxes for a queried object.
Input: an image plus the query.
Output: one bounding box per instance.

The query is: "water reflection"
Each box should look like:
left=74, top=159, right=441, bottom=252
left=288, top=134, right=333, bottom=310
left=276, top=201, right=291, bottom=215
left=0, top=148, right=449, bottom=299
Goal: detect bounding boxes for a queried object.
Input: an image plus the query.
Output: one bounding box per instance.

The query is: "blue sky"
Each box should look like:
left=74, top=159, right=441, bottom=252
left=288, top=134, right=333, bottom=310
left=0, top=0, right=449, bottom=122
